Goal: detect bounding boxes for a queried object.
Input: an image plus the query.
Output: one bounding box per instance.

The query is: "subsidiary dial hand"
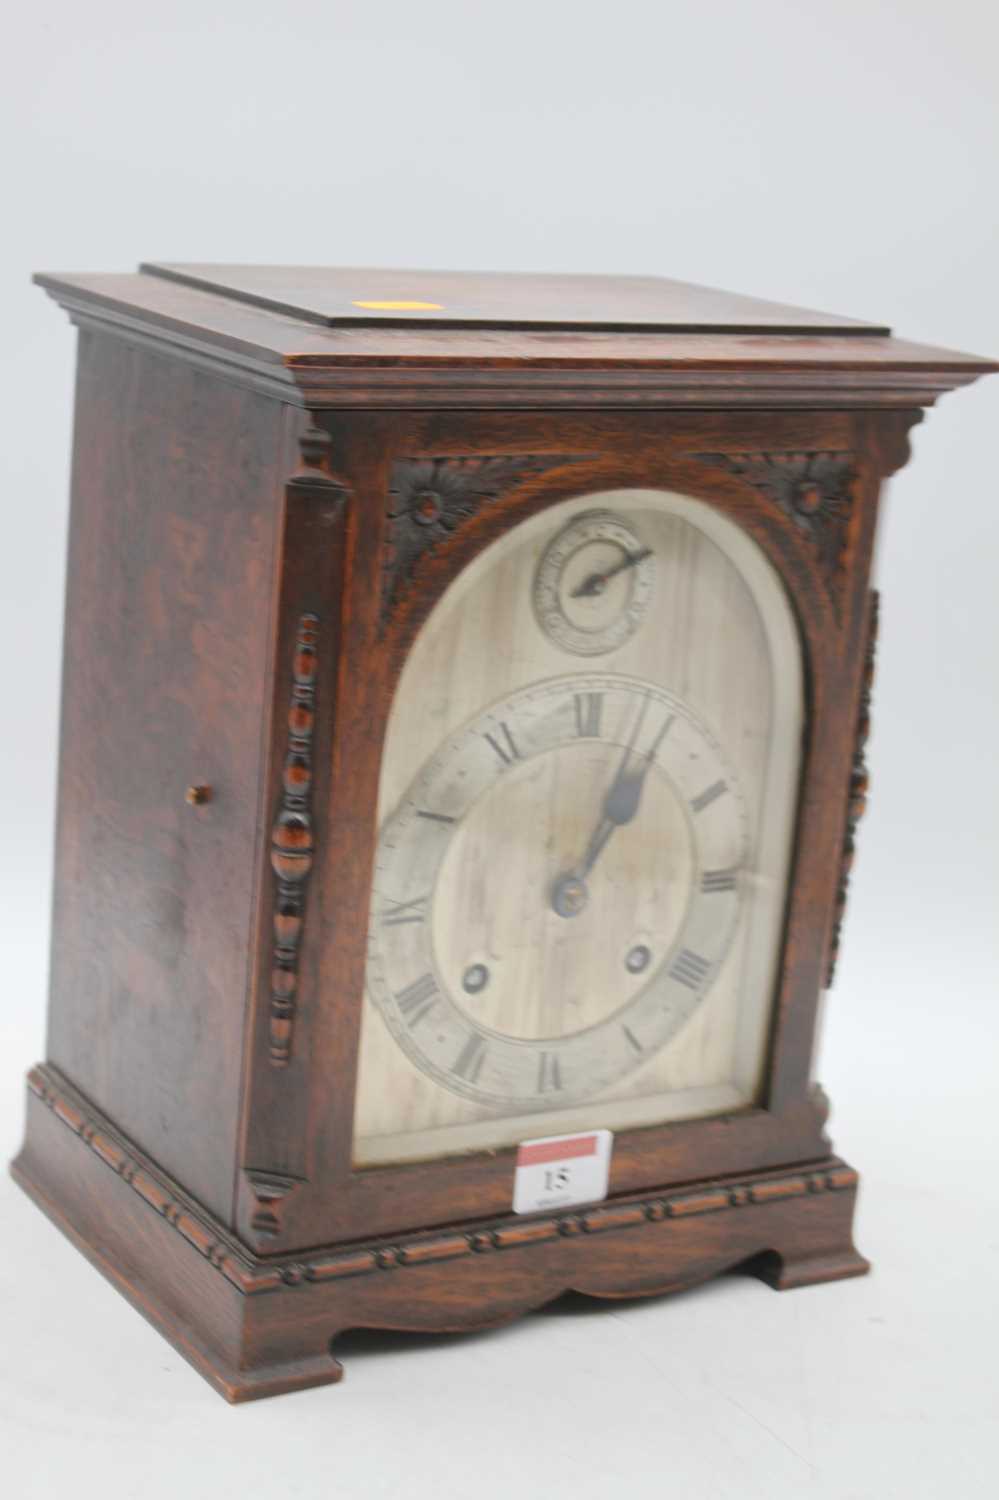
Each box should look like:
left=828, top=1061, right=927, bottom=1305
left=570, top=546, right=653, bottom=599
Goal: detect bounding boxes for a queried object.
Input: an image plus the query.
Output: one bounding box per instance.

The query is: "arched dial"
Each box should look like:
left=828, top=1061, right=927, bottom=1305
left=533, top=510, right=656, bottom=655
left=367, top=674, right=746, bottom=1109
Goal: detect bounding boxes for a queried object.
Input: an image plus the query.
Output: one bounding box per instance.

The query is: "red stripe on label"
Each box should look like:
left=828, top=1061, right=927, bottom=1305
left=517, top=1135, right=598, bottom=1167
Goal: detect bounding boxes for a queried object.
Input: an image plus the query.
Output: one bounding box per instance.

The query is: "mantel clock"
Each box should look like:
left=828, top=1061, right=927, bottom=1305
left=12, top=264, right=995, bottom=1400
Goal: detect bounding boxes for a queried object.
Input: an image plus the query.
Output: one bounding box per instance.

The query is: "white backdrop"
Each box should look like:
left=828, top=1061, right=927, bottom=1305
left=1, top=3, right=996, bottom=1496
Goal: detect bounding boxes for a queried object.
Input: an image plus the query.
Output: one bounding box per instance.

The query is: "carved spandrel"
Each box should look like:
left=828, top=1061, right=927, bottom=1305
left=381, top=453, right=593, bottom=625
left=693, top=450, right=855, bottom=613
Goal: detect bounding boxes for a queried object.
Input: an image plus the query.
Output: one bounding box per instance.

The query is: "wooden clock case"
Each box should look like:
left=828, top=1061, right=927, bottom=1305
left=12, top=265, right=996, bottom=1400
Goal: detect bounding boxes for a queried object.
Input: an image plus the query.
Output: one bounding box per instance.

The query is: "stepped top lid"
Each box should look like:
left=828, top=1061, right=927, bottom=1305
left=134, top=263, right=891, bottom=335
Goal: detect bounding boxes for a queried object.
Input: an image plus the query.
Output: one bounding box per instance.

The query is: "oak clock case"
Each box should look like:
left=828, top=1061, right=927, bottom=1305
left=12, top=265, right=995, bottom=1403
left=356, top=487, right=803, bottom=1167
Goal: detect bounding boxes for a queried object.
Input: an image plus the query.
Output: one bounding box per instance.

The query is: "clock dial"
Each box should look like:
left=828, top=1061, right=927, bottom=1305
left=368, top=675, right=746, bottom=1108
left=354, top=487, right=803, bottom=1166
left=533, top=509, right=655, bottom=654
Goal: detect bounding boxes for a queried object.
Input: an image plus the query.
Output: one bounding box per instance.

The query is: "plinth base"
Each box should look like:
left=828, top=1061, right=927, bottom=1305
left=12, top=1064, right=869, bottom=1403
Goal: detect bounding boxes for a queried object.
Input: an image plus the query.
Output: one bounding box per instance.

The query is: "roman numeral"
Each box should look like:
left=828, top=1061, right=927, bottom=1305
left=484, top=722, right=521, bottom=766
left=669, top=949, right=712, bottom=990
left=701, top=868, right=738, bottom=894
left=691, top=779, right=727, bottom=814
left=381, top=894, right=429, bottom=926
left=453, top=1033, right=487, bottom=1083
left=417, top=810, right=456, bottom=824
left=537, top=1051, right=563, bottom=1093
left=622, top=1024, right=644, bottom=1055
left=574, top=691, right=603, bottom=738
left=395, top=973, right=439, bottom=1025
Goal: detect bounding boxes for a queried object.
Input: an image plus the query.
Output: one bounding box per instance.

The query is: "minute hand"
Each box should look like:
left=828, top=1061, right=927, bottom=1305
left=577, top=699, right=672, bottom=878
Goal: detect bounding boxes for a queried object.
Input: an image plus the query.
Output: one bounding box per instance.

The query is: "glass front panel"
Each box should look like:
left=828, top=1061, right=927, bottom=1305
left=353, top=488, right=803, bottom=1166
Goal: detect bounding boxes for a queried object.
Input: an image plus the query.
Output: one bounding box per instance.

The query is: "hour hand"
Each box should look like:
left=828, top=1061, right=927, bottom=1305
left=552, top=787, right=636, bottom=914
left=577, top=758, right=649, bottom=876
left=577, top=813, right=617, bottom=878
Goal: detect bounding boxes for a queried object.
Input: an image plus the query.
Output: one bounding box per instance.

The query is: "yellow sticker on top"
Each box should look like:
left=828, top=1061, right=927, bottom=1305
left=352, top=300, right=444, bottom=311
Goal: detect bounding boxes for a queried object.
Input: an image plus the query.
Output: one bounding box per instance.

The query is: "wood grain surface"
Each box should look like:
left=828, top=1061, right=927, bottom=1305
left=138, top=262, right=891, bottom=332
